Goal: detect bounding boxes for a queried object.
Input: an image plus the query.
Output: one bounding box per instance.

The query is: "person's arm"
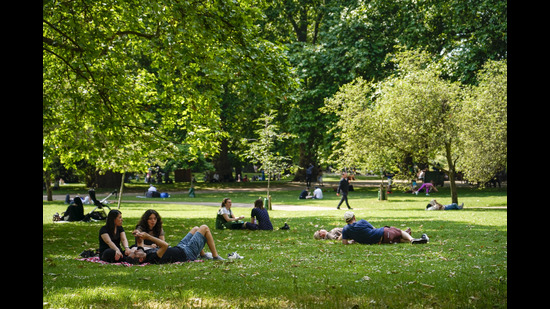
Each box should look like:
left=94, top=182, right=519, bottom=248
left=134, top=229, right=145, bottom=247
left=134, top=231, right=169, bottom=258
left=222, top=213, right=242, bottom=222
left=222, top=212, right=244, bottom=222
left=100, top=233, right=123, bottom=260
left=120, top=231, right=132, bottom=255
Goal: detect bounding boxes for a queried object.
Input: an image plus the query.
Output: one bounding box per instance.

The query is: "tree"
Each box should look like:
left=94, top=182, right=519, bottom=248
left=241, top=111, right=294, bottom=210
left=43, top=0, right=296, bottom=196
left=457, top=60, right=507, bottom=183
left=323, top=49, right=505, bottom=204
left=260, top=0, right=507, bottom=179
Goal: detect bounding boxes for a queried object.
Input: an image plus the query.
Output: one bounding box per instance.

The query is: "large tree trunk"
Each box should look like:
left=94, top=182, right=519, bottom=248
left=292, top=144, right=316, bottom=182
left=213, top=138, right=234, bottom=182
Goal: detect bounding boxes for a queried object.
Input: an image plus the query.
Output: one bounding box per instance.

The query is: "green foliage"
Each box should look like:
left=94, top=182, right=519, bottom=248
left=322, top=48, right=507, bottom=200
left=241, top=111, right=295, bottom=201
left=323, top=49, right=462, bottom=173
left=457, top=60, right=507, bottom=182
left=43, top=0, right=296, bottom=173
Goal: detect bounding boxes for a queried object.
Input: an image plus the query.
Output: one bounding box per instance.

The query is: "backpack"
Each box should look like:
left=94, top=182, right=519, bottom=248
left=215, top=214, right=226, bottom=230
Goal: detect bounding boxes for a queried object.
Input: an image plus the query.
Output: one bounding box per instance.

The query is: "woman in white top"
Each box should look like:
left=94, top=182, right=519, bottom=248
left=216, top=198, right=254, bottom=230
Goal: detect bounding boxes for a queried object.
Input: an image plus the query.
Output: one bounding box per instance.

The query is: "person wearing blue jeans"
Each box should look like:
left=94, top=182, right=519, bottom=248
left=127, top=225, right=225, bottom=264
left=426, top=199, right=464, bottom=210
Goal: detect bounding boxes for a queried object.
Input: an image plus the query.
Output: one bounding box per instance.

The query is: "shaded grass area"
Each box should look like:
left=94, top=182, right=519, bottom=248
left=43, top=186, right=506, bottom=308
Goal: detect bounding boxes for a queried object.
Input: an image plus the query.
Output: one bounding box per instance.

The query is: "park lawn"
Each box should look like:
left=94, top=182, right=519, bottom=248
left=43, top=186, right=507, bottom=308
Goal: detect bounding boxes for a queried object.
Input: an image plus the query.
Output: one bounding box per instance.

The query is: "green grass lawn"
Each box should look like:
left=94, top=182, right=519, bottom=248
left=43, top=185, right=507, bottom=308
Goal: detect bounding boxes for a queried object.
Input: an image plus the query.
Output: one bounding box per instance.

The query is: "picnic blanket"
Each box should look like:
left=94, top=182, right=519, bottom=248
left=77, top=256, right=203, bottom=267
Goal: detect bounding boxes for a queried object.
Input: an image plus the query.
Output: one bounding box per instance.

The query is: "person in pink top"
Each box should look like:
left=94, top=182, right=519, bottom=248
left=413, top=180, right=439, bottom=196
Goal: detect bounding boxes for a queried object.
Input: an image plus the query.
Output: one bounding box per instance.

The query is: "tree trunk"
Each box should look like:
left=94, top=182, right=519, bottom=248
left=444, top=142, right=458, bottom=204
left=213, top=138, right=234, bottom=182
left=293, top=144, right=316, bottom=182
left=267, top=175, right=272, bottom=210
left=44, top=170, right=53, bottom=201
left=117, top=172, right=125, bottom=209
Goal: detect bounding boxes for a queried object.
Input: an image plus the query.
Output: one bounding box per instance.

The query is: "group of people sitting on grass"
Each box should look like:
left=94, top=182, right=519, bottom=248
left=98, top=208, right=226, bottom=264
left=97, top=197, right=275, bottom=265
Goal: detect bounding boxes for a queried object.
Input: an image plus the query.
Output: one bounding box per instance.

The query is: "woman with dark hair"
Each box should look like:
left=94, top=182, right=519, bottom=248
left=98, top=209, right=133, bottom=262
left=215, top=198, right=254, bottom=230
left=134, top=209, right=165, bottom=249
left=248, top=199, right=273, bottom=230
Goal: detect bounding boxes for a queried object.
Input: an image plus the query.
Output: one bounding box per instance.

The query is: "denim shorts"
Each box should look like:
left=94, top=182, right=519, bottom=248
left=175, top=232, right=206, bottom=260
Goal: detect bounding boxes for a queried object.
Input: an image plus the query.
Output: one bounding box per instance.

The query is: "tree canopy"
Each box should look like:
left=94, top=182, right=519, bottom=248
left=322, top=49, right=507, bottom=202
left=43, top=0, right=507, bottom=189
left=43, top=0, right=296, bottom=173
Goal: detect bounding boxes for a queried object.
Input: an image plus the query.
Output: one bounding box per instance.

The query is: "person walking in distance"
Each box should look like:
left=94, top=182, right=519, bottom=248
left=337, top=172, right=352, bottom=210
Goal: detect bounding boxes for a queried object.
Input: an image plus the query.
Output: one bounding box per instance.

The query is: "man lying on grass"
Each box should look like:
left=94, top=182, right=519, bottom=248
left=341, top=211, right=429, bottom=245
left=126, top=224, right=225, bottom=264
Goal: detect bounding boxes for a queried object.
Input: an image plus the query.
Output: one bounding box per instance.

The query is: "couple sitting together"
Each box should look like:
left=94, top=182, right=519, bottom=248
left=215, top=198, right=273, bottom=230
left=314, top=211, right=429, bottom=245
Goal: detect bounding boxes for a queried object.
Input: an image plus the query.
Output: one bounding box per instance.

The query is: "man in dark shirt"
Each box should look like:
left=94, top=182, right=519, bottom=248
left=337, top=172, right=352, bottom=210
left=127, top=224, right=225, bottom=264
left=341, top=211, right=429, bottom=245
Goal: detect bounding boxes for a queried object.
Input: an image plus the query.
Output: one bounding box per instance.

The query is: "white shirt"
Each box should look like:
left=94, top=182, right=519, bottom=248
left=313, top=188, right=323, bottom=199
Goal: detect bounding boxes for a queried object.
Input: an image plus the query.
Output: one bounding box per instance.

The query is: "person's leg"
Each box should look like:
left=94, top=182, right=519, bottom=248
left=444, top=203, right=459, bottom=210
left=416, top=183, right=426, bottom=193
left=197, top=225, right=220, bottom=258
left=339, top=192, right=351, bottom=209
left=337, top=194, right=345, bottom=209
left=175, top=226, right=206, bottom=258
left=186, top=226, right=206, bottom=256
left=399, top=229, right=413, bottom=242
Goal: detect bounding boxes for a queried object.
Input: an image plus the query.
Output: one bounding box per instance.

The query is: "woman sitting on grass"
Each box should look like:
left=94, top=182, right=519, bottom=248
left=216, top=198, right=255, bottom=230
left=133, top=209, right=165, bottom=249
left=248, top=199, right=273, bottom=230
left=99, top=209, right=134, bottom=262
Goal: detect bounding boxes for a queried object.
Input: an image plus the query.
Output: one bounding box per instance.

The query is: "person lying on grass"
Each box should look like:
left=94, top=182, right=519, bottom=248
left=126, top=224, right=225, bottom=264
left=341, top=211, right=429, bottom=245
left=425, top=199, right=464, bottom=210
left=313, top=227, right=343, bottom=240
